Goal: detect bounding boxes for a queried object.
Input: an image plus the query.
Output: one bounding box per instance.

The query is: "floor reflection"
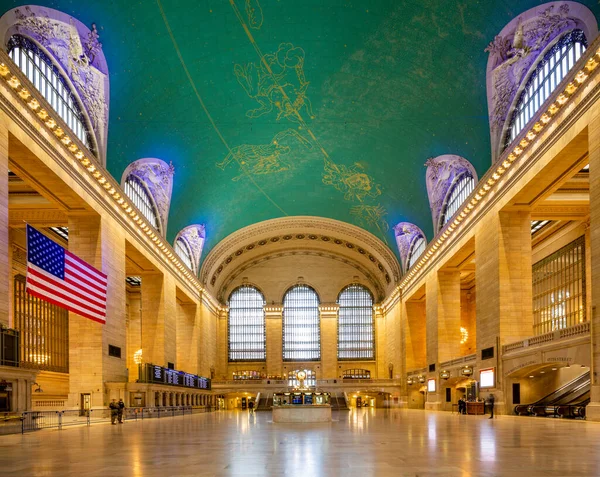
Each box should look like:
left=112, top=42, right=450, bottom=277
left=0, top=409, right=598, bottom=476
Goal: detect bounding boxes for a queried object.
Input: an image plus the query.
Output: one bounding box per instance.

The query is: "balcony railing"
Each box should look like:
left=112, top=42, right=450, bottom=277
left=502, top=322, right=590, bottom=354
left=440, top=354, right=477, bottom=369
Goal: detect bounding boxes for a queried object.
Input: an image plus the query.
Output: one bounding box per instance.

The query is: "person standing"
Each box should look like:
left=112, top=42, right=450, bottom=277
left=109, top=399, right=119, bottom=425
left=118, top=399, right=125, bottom=424
left=488, top=394, right=495, bottom=419
left=249, top=400, right=254, bottom=414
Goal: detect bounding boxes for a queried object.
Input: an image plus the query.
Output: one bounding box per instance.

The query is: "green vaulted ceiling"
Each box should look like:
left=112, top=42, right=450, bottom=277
left=4, top=0, right=600, bottom=261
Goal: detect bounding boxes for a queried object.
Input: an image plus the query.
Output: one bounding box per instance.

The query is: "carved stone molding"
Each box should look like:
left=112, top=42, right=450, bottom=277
left=425, top=155, right=478, bottom=232
left=393, top=222, right=426, bottom=274
left=121, top=158, right=174, bottom=235
left=201, top=216, right=400, bottom=294
left=485, top=2, right=598, bottom=161
left=174, top=224, right=205, bottom=275
left=0, top=5, right=110, bottom=163
left=218, top=249, right=385, bottom=302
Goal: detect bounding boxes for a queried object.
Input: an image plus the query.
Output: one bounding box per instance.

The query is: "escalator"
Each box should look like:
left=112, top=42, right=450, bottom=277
left=515, top=371, right=590, bottom=418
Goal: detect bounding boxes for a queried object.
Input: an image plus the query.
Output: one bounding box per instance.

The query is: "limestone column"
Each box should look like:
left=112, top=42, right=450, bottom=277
left=199, top=295, right=218, bottom=379
left=265, top=306, right=283, bottom=377
left=320, top=304, right=338, bottom=379
left=374, top=305, right=386, bottom=379
left=475, top=209, right=533, bottom=412
left=0, top=114, right=8, bottom=326
left=176, top=300, right=198, bottom=374
left=67, top=214, right=127, bottom=408
left=140, top=272, right=177, bottom=368
left=586, top=113, right=600, bottom=420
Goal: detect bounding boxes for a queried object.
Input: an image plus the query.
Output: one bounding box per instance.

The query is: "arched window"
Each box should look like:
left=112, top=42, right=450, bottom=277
left=175, top=237, right=194, bottom=273
left=407, top=235, right=426, bottom=269
left=505, top=30, right=586, bottom=149
left=287, top=369, right=316, bottom=387
left=283, top=285, right=320, bottom=361
left=337, top=285, right=374, bottom=360
left=227, top=286, right=266, bottom=362
left=124, top=175, right=162, bottom=233
left=439, top=173, right=475, bottom=228
left=7, top=35, right=94, bottom=154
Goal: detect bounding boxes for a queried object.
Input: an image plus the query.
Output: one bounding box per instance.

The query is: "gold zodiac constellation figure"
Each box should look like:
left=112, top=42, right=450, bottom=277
left=350, top=205, right=389, bottom=235
left=245, top=0, right=263, bottom=30
left=216, top=129, right=312, bottom=181
left=322, top=160, right=382, bottom=202
left=234, top=42, right=315, bottom=123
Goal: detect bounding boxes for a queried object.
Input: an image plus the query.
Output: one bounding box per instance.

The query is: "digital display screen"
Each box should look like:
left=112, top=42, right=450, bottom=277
left=427, top=378, right=436, bottom=393
left=145, top=364, right=211, bottom=390
left=480, top=368, right=495, bottom=388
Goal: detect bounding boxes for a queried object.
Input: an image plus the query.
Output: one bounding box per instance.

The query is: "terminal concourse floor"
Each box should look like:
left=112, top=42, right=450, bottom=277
left=1, top=408, right=599, bottom=476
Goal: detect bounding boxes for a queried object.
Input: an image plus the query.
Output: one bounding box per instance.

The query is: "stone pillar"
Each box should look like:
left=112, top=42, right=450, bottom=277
left=320, top=304, right=338, bottom=379
left=475, top=209, right=533, bottom=413
left=140, top=272, right=177, bottom=368
left=404, top=300, right=426, bottom=371
left=67, top=214, right=127, bottom=409
left=200, top=296, right=218, bottom=379
left=586, top=113, right=600, bottom=420
left=0, top=114, right=8, bottom=326
left=374, top=305, right=386, bottom=379
left=265, top=306, right=283, bottom=377
left=176, top=300, right=199, bottom=374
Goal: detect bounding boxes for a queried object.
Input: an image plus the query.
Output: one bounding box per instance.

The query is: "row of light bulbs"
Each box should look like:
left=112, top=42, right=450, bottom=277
left=0, top=57, right=226, bottom=312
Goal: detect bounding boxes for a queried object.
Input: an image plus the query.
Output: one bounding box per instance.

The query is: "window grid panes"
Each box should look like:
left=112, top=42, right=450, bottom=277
left=505, top=30, right=586, bottom=149
left=283, top=285, right=320, bottom=361
left=228, top=286, right=266, bottom=361
left=342, top=369, right=371, bottom=379
left=408, top=236, right=426, bottom=269
left=440, top=174, right=475, bottom=228
left=7, top=35, right=94, bottom=154
left=13, top=274, right=69, bottom=373
left=287, top=369, right=316, bottom=387
left=124, top=176, right=162, bottom=233
left=532, top=236, right=585, bottom=335
left=337, top=285, right=374, bottom=360
left=175, top=238, right=194, bottom=273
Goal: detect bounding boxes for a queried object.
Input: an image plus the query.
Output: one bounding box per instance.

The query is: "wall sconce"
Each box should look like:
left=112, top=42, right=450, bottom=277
left=418, top=375, right=426, bottom=383
left=440, top=370, right=450, bottom=380
left=461, top=366, right=473, bottom=376
left=407, top=377, right=414, bottom=385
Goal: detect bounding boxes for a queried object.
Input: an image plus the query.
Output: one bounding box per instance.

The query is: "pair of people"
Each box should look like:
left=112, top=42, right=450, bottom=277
left=109, top=399, right=125, bottom=424
left=457, top=397, right=467, bottom=415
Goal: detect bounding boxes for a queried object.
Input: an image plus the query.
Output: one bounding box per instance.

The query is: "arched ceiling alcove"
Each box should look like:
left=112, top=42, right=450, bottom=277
left=200, top=216, right=401, bottom=302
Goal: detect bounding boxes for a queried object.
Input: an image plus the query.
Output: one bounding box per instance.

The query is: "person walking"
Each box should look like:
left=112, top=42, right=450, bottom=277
left=249, top=400, right=254, bottom=414
left=109, top=399, right=119, bottom=425
left=488, top=394, right=495, bottom=419
left=118, top=398, right=125, bottom=424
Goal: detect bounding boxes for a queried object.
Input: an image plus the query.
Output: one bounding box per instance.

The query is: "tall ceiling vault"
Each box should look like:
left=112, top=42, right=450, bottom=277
left=3, top=0, right=599, bottom=262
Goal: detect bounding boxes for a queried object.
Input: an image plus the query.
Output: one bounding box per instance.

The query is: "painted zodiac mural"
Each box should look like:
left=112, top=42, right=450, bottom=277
left=217, top=129, right=312, bottom=181
left=234, top=42, right=315, bottom=123
left=323, top=161, right=382, bottom=202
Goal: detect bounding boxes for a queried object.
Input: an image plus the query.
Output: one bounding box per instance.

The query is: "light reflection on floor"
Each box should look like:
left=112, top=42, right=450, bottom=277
left=1, top=408, right=599, bottom=476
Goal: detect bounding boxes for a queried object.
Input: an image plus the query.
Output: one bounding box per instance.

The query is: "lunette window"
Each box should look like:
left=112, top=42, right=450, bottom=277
left=124, top=176, right=162, bottom=233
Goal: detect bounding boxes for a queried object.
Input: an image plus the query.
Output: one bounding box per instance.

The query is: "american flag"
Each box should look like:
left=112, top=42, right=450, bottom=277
left=26, top=225, right=108, bottom=324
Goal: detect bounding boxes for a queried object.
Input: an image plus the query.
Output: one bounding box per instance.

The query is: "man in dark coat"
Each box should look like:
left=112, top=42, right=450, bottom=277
left=488, top=394, right=495, bottom=419
left=109, top=399, right=118, bottom=425
left=118, top=399, right=125, bottom=424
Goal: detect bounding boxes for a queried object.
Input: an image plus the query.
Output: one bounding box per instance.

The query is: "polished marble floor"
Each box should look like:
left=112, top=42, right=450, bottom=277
left=1, top=408, right=599, bottom=476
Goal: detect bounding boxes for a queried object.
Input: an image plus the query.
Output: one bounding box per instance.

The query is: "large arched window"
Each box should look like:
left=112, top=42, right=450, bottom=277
left=337, top=285, right=374, bottom=360
left=7, top=35, right=94, bottom=154
left=407, top=234, right=426, bottom=269
left=175, top=237, right=194, bottom=273
left=228, top=286, right=266, bottom=362
left=283, top=285, right=320, bottom=361
left=439, top=173, right=475, bottom=228
left=505, top=30, right=586, bottom=149
left=124, top=175, right=162, bottom=233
